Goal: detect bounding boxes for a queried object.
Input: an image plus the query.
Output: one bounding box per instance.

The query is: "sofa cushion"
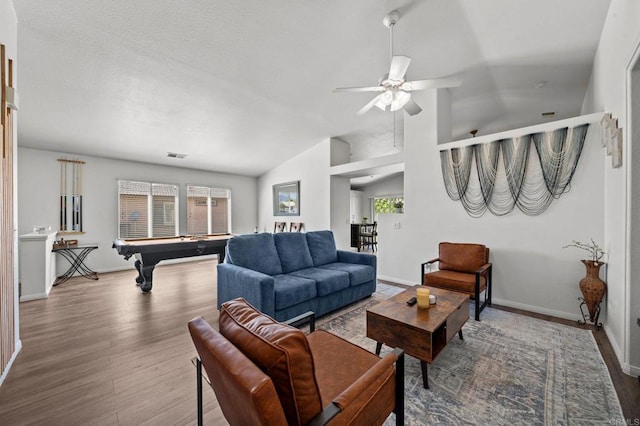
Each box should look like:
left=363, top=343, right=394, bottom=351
left=306, top=230, right=338, bottom=266
left=290, top=267, right=350, bottom=296
left=274, top=232, right=314, bottom=273
left=319, top=262, right=375, bottom=286
left=273, top=274, right=317, bottom=310
left=226, top=233, right=283, bottom=276
left=439, top=242, right=487, bottom=273
left=219, top=298, right=323, bottom=425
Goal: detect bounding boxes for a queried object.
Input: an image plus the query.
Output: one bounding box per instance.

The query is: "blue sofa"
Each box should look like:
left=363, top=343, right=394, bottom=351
left=217, top=230, right=377, bottom=321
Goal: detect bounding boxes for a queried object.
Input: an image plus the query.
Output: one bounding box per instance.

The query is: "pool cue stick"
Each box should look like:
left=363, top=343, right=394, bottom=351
left=63, top=161, right=67, bottom=231
left=60, top=161, right=63, bottom=230
left=78, top=162, right=83, bottom=231
left=75, top=161, right=79, bottom=230
left=73, top=161, right=78, bottom=231
left=71, top=161, right=74, bottom=230
left=72, top=162, right=76, bottom=231
left=75, top=161, right=78, bottom=230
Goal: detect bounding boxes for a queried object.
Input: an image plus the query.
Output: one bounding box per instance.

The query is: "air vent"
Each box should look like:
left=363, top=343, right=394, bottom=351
left=541, top=112, right=556, bottom=117
left=167, top=152, right=187, bottom=159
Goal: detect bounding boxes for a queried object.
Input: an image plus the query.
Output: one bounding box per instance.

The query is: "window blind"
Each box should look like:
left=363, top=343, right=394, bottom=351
left=186, top=185, right=231, bottom=235
left=118, top=180, right=178, bottom=238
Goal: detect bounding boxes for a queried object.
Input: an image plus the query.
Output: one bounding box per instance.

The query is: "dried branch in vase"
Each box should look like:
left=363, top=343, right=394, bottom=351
left=563, top=239, right=605, bottom=262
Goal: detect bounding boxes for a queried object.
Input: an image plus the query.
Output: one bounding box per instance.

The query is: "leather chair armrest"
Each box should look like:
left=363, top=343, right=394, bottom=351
left=332, top=349, right=403, bottom=411
left=476, top=262, right=492, bottom=275
left=307, top=403, right=341, bottom=426
left=421, top=257, right=440, bottom=278
left=307, top=348, right=405, bottom=426
left=285, top=311, right=315, bottom=333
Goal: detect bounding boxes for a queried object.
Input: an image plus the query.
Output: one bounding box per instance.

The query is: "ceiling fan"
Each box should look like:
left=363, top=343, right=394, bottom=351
left=335, top=10, right=462, bottom=116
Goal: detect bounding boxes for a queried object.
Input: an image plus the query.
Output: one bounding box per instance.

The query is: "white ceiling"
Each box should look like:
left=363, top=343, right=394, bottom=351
left=13, top=0, right=610, bottom=177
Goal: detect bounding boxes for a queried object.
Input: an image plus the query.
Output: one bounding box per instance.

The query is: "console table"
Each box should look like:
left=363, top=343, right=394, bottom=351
left=53, top=243, right=99, bottom=286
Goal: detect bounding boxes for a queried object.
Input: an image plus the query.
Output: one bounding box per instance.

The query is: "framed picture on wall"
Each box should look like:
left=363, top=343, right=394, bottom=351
left=273, top=181, right=300, bottom=216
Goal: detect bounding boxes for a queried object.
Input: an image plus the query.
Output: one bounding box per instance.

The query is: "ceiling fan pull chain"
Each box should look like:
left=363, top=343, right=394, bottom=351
left=389, top=19, right=394, bottom=65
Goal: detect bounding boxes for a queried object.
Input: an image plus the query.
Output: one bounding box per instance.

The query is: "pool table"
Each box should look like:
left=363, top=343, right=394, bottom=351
left=112, top=234, right=232, bottom=292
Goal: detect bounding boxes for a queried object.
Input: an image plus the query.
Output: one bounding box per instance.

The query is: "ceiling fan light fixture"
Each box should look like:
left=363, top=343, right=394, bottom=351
left=335, top=9, right=462, bottom=117
left=390, top=90, right=410, bottom=111
left=375, top=91, right=394, bottom=110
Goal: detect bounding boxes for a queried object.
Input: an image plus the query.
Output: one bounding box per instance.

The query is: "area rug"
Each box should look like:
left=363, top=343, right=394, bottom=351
left=315, top=286, right=624, bottom=425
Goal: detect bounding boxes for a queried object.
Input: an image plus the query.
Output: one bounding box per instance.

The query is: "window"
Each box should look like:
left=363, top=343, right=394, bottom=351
left=186, top=185, right=231, bottom=235
left=118, top=180, right=179, bottom=238
left=372, top=196, right=404, bottom=219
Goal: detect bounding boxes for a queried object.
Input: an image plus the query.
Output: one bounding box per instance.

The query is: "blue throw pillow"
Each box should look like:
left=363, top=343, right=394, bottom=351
left=274, top=233, right=314, bottom=273
left=226, top=233, right=283, bottom=275
left=305, top=231, right=338, bottom=266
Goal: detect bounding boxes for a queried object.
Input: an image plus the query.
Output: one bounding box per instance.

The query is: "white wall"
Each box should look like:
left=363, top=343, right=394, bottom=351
left=581, top=0, right=640, bottom=375
left=0, top=0, right=20, bottom=386
left=258, top=139, right=331, bottom=233
left=18, top=147, right=258, bottom=274
left=377, top=90, right=606, bottom=324
left=349, top=190, right=363, bottom=223
left=330, top=175, right=350, bottom=248
left=257, top=138, right=353, bottom=248
left=329, top=139, right=351, bottom=248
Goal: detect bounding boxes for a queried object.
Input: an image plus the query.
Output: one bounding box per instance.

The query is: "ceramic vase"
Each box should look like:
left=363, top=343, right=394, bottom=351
left=579, top=260, right=606, bottom=321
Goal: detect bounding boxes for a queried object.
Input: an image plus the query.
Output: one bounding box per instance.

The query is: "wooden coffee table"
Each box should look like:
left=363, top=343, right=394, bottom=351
left=366, top=285, right=469, bottom=389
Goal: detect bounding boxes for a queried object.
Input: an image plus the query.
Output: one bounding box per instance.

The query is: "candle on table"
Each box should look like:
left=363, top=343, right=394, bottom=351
left=416, top=287, right=430, bottom=309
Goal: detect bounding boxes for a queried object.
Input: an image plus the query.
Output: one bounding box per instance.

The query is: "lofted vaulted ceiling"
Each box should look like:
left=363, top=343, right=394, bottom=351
left=13, top=0, right=610, bottom=177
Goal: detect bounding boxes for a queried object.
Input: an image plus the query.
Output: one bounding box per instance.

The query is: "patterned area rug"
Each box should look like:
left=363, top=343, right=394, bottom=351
left=315, top=285, right=624, bottom=425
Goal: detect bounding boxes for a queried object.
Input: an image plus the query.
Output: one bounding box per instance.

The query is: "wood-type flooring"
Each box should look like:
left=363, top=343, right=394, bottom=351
left=0, top=261, right=637, bottom=425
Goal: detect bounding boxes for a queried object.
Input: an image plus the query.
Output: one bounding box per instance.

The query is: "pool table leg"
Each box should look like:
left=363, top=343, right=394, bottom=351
left=134, top=260, right=155, bottom=293
left=134, top=260, right=144, bottom=285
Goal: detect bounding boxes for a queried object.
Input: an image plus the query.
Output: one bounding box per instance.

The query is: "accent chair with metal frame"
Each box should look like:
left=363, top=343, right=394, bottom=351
left=421, top=242, right=492, bottom=321
left=188, top=298, right=405, bottom=426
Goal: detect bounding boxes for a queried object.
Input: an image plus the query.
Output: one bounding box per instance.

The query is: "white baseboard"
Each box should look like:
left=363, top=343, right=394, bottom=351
left=626, top=363, right=640, bottom=376
left=0, top=339, right=22, bottom=387
left=490, top=297, right=584, bottom=322
left=19, top=293, right=47, bottom=302
left=378, top=275, right=415, bottom=286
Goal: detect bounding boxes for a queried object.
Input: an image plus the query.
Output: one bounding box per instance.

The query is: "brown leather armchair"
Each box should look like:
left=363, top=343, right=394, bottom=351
left=188, top=298, right=405, bottom=426
left=421, top=242, right=492, bottom=321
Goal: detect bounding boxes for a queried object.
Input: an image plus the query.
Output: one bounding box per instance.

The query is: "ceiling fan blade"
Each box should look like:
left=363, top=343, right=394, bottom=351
left=402, top=77, right=462, bottom=91
left=334, top=86, right=385, bottom=93
left=356, top=94, right=384, bottom=116
left=388, top=55, right=411, bottom=81
left=403, top=97, right=422, bottom=116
